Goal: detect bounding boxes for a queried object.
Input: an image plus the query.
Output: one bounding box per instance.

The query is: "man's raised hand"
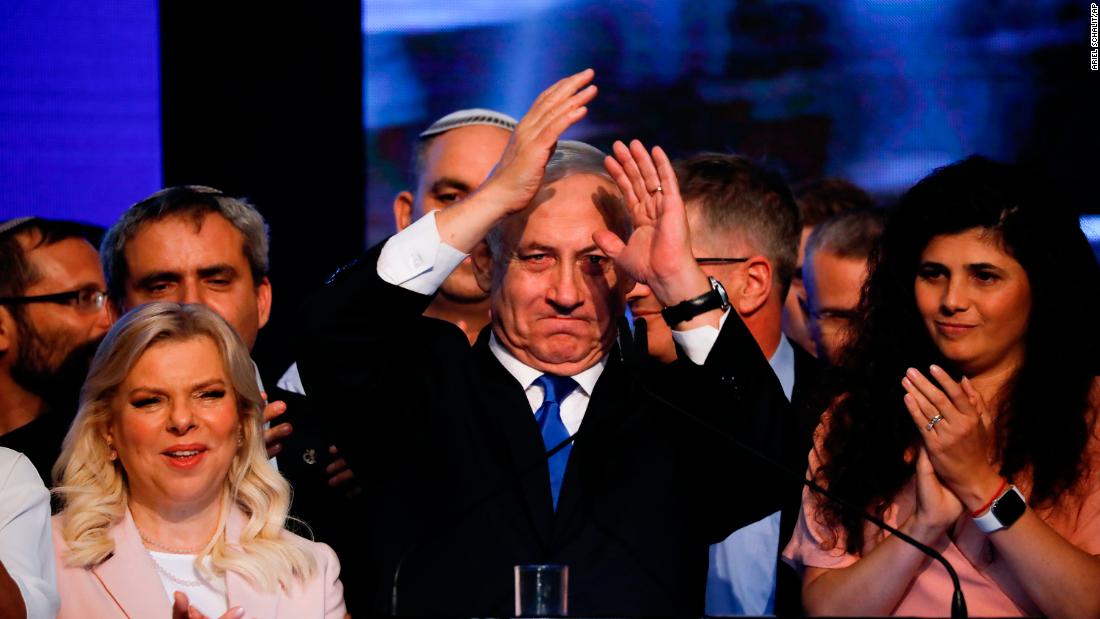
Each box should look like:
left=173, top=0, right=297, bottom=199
left=435, top=69, right=597, bottom=253
left=596, top=140, right=711, bottom=313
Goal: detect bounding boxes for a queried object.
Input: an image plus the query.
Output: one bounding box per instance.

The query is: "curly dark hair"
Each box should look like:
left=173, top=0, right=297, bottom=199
left=817, top=155, right=1100, bottom=554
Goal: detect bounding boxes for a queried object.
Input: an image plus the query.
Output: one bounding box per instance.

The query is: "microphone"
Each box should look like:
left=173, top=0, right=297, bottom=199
left=628, top=317, right=968, bottom=618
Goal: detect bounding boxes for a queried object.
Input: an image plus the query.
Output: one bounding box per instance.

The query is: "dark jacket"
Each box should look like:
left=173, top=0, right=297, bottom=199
left=296, top=243, right=790, bottom=616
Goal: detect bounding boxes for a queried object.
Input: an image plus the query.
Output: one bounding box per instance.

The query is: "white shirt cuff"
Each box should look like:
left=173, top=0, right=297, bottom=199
left=377, top=210, right=469, bottom=295
left=671, top=308, right=731, bottom=365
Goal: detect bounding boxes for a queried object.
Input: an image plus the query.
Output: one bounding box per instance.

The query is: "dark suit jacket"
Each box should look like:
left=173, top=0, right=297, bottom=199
left=296, top=244, right=789, bottom=616
left=774, top=341, right=826, bottom=616
left=266, top=383, right=367, bottom=615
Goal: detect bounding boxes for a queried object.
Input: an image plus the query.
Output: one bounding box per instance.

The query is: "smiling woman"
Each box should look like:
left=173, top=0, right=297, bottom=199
left=783, top=156, right=1100, bottom=618
left=50, top=303, right=346, bottom=619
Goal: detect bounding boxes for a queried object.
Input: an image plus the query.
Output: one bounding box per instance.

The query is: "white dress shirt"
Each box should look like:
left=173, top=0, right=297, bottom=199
left=0, top=447, right=59, bottom=619
left=276, top=362, right=306, bottom=396
left=377, top=210, right=729, bottom=427
left=704, top=335, right=795, bottom=616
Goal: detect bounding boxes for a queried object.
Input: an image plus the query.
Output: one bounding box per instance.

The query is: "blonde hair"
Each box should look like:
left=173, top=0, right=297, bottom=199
left=53, top=302, right=316, bottom=592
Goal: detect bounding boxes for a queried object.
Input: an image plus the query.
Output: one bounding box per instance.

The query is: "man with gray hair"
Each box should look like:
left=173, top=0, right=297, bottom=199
left=101, top=186, right=273, bottom=352
left=626, top=153, right=823, bottom=616
left=803, top=208, right=886, bottom=363
left=297, top=70, right=786, bottom=615
left=100, top=186, right=299, bottom=453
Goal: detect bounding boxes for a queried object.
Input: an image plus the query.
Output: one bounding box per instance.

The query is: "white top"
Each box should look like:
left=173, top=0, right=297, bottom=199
left=705, top=335, right=796, bottom=616
left=378, top=210, right=729, bottom=431
left=149, top=551, right=227, bottom=617
left=0, top=447, right=59, bottom=619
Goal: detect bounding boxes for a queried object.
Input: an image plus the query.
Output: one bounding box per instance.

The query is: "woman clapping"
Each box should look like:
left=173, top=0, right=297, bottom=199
left=784, top=157, right=1100, bottom=618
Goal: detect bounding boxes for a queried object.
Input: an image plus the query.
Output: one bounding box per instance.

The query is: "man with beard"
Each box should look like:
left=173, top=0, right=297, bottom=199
left=0, top=217, right=112, bottom=485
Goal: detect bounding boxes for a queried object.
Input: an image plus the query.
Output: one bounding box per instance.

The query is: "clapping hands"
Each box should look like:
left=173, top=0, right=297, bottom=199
left=902, top=365, right=1004, bottom=516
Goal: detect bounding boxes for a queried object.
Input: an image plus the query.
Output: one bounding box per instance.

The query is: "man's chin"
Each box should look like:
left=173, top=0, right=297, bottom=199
left=41, top=340, right=101, bottom=408
left=438, top=280, right=489, bottom=304
left=524, top=338, right=609, bottom=373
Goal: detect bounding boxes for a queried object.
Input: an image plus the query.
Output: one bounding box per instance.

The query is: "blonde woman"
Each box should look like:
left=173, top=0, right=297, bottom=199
left=51, top=302, right=346, bottom=619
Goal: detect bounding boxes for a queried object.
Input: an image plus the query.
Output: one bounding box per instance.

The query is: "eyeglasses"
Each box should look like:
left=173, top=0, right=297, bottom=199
left=694, top=257, right=749, bottom=265
left=796, top=296, right=859, bottom=329
left=0, top=288, right=108, bottom=314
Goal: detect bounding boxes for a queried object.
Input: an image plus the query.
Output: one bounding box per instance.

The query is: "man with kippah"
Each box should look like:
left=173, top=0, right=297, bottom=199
left=392, top=108, right=516, bottom=343
left=274, top=109, right=514, bottom=398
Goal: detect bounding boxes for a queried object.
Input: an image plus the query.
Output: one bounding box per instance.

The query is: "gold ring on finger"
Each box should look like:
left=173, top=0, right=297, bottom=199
left=925, top=414, right=944, bottom=431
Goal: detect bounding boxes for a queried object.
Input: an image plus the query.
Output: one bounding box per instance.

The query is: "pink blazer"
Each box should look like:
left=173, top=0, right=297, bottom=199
left=52, top=508, right=346, bottom=619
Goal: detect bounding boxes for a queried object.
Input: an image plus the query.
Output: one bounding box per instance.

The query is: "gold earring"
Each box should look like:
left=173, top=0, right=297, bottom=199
left=107, top=440, right=118, bottom=461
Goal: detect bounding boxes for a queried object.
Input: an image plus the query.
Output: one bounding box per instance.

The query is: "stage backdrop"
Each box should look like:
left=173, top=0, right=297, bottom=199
left=0, top=0, right=161, bottom=226
left=364, top=0, right=1098, bottom=247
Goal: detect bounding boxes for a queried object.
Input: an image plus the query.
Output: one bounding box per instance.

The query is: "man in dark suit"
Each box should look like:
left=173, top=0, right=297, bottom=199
left=296, top=70, right=788, bottom=616
left=627, top=153, right=825, bottom=616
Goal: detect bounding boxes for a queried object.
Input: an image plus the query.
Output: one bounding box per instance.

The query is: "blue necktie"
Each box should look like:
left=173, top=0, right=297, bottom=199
left=534, top=374, right=578, bottom=510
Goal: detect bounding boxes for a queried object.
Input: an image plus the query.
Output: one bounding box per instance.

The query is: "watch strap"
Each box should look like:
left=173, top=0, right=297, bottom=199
left=660, top=276, right=729, bottom=327
left=973, top=485, right=1026, bottom=534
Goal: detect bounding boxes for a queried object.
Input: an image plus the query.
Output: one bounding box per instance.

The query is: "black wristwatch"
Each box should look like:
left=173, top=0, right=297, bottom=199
left=973, top=485, right=1027, bottom=533
left=660, top=276, right=730, bottom=327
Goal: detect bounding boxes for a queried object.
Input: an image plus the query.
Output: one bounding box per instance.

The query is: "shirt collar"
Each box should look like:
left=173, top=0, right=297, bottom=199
left=769, top=335, right=795, bottom=402
left=488, top=332, right=606, bottom=397
left=252, top=361, right=266, bottom=395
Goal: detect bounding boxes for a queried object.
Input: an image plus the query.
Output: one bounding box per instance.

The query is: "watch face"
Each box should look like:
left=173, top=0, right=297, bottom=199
left=708, top=276, right=731, bottom=310
left=992, top=487, right=1027, bottom=527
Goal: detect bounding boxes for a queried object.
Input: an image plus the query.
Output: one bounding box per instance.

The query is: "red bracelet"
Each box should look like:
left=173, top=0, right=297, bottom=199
left=970, top=479, right=1009, bottom=517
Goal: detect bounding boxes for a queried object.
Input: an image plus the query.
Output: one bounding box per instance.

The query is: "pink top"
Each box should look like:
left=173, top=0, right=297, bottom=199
left=53, top=507, right=346, bottom=619
left=782, top=424, right=1100, bottom=617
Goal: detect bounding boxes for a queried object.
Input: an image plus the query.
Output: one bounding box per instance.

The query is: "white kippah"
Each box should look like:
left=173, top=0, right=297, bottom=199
left=0, top=216, right=35, bottom=237
left=418, top=108, right=518, bottom=139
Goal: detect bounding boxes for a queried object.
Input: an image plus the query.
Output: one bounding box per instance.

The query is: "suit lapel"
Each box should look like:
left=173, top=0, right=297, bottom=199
left=91, top=510, right=172, bottom=619
left=225, top=509, right=280, bottom=618
left=473, top=336, right=556, bottom=548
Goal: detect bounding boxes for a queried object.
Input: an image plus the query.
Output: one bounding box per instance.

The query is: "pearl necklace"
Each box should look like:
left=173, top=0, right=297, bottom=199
left=135, top=525, right=224, bottom=591
left=137, top=528, right=210, bottom=554
left=148, top=552, right=226, bottom=593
